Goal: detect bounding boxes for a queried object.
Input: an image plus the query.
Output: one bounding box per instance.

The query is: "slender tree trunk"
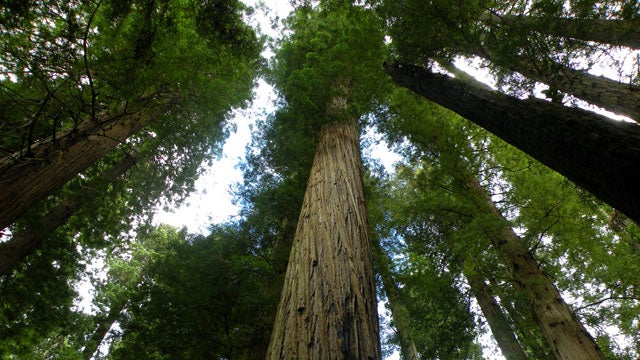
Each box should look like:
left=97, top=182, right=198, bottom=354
left=374, top=246, right=420, bottom=360
left=82, top=298, right=128, bottom=360
left=0, top=154, right=137, bottom=276
left=466, top=271, right=529, bottom=360
left=468, top=45, right=640, bottom=121
left=463, top=175, right=604, bottom=360
left=490, top=279, right=555, bottom=360
left=266, top=122, right=381, bottom=359
left=0, top=99, right=168, bottom=231
left=384, top=62, right=640, bottom=224
left=480, top=13, right=640, bottom=50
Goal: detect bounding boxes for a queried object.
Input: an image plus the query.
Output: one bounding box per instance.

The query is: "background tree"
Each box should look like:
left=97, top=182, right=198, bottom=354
left=105, top=224, right=276, bottom=359
left=373, top=87, right=638, bottom=358
left=0, top=0, right=262, bottom=355
left=376, top=0, right=640, bottom=223
left=0, top=0, right=261, bottom=230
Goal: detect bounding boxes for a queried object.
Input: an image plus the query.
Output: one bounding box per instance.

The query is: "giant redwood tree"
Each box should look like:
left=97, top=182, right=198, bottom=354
left=265, top=3, right=389, bottom=358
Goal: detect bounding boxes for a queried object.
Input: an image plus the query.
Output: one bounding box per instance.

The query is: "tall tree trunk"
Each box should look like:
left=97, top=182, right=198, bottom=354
left=464, top=175, right=604, bottom=360
left=266, top=122, right=381, bottom=359
left=466, top=271, right=529, bottom=360
left=0, top=99, right=168, bottom=231
left=374, top=246, right=420, bottom=360
left=82, top=298, right=128, bottom=360
left=0, top=153, right=137, bottom=276
left=384, top=62, right=640, bottom=224
left=480, top=13, right=640, bottom=50
left=468, top=45, right=640, bottom=121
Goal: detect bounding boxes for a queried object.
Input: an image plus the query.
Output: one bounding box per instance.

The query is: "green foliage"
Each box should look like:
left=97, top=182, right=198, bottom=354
left=3, top=1, right=640, bottom=359
left=269, top=2, right=390, bottom=126
left=107, top=224, right=277, bottom=359
left=0, top=231, right=87, bottom=356
left=377, top=82, right=639, bottom=356
left=0, top=0, right=263, bottom=355
left=0, top=0, right=261, bottom=158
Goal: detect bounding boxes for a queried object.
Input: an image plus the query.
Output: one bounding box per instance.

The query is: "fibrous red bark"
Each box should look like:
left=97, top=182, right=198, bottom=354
left=266, top=121, right=381, bottom=359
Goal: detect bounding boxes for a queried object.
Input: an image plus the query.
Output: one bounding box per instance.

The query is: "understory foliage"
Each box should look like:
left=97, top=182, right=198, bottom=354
left=1, top=0, right=640, bottom=359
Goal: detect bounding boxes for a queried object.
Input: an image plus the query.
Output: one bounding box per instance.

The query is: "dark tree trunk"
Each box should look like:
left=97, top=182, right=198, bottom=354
left=0, top=99, right=168, bottom=231
left=266, top=122, right=381, bottom=359
left=0, top=154, right=137, bottom=276
left=481, top=13, right=640, bottom=50
left=384, top=62, right=640, bottom=224
left=466, top=272, right=529, bottom=360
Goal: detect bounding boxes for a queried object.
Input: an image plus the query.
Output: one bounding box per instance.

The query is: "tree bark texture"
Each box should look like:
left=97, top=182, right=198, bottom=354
left=0, top=153, right=137, bottom=276
left=384, top=62, right=640, bottom=224
left=468, top=45, right=640, bottom=122
left=466, top=272, right=529, bottom=360
left=374, top=246, right=420, bottom=360
left=0, top=103, right=164, bottom=231
left=464, top=176, right=604, bottom=360
left=266, top=122, right=381, bottom=360
left=481, top=13, right=640, bottom=50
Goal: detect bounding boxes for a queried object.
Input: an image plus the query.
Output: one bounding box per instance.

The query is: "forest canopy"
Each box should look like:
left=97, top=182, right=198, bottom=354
left=1, top=0, right=639, bottom=359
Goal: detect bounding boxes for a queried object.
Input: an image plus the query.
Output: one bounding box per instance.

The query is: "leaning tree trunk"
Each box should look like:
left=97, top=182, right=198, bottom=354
left=384, top=62, right=640, bottom=224
left=0, top=99, right=168, bottom=231
left=466, top=271, right=529, bottom=360
left=480, top=13, right=640, bottom=50
left=468, top=45, right=640, bottom=121
left=0, top=153, right=137, bottom=276
left=463, top=175, right=604, bottom=360
left=374, top=245, right=420, bottom=360
left=82, top=298, right=128, bottom=360
left=266, top=121, right=381, bottom=359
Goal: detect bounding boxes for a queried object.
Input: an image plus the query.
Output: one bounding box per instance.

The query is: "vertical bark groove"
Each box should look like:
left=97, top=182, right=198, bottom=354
left=266, top=122, right=380, bottom=359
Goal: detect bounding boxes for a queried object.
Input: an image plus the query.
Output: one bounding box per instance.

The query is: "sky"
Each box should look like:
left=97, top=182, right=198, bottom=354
left=152, top=0, right=288, bottom=233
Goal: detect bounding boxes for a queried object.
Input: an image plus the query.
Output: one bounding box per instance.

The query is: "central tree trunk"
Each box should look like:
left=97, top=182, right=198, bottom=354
left=266, top=121, right=381, bottom=360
